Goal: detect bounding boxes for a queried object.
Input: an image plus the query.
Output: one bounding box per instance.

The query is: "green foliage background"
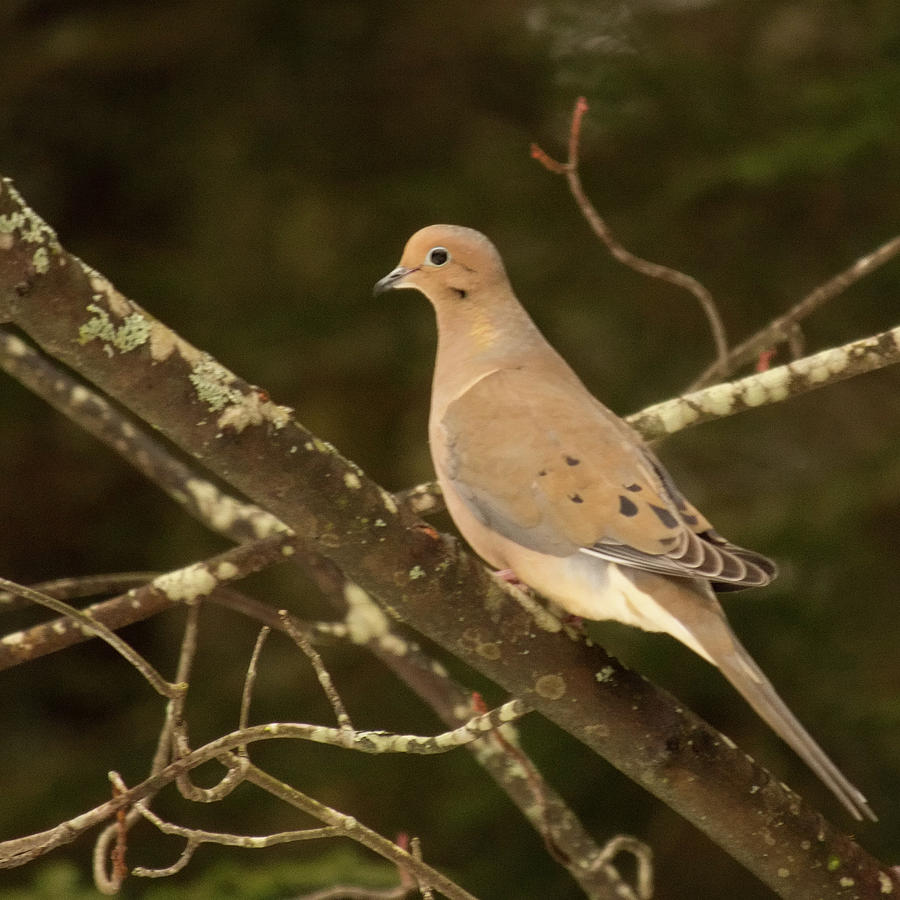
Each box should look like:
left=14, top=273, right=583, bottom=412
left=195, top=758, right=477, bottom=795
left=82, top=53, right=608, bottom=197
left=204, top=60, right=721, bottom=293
left=1, top=1, right=898, bottom=897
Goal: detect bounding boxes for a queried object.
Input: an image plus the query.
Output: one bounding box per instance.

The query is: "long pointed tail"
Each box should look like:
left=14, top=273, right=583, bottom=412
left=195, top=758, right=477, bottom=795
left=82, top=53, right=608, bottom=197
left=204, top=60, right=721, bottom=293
left=714, top=635, right=875, bottom=821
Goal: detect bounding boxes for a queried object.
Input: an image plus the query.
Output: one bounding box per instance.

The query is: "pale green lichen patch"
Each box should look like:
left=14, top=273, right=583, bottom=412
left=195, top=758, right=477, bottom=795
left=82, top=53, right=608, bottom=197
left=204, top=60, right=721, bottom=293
left=877, top=871, right=895, bottom=893
left=185, top=478, right=286, bottom=538
left=70, top=385, right=92, bottom=407
left=187, top=357, right=292, bottom=432
left=343, top=471, right=361, bottom=490
left=408, top=565, right=426, bottom=580
left=0, top=180, right=60, bottom=248
left=79, top=303, right=116, bottom=345
left=656, top=399, right=699, bottom=435
left=752, top=367, right=790, bottom=402
left=78, top=303, right=151, bottom=353
left=215, top=561, right=239, bottom=580
left=116, top=313, right=152, bottom=351
left=188, top=356, right=241, bottom=411
left=806, top=346, right=850, bottom=383
left=595, top=666, right=615, bottom=683
left=343, top=582, right=390, bottom=643
left=153, top=563, right=217, bottom=603
left=3, top=333, right=28, bottom=357
left=1, top=629, right=25, bottom=647
left=217, top=391, right=292, bottom=432
left=32, top=246, right=49, bottom=274
left=700, top=383, right=735, bottom=416
left=741, top=378, right=769, bottom=407
left=380, top=489, right=399, bottom=514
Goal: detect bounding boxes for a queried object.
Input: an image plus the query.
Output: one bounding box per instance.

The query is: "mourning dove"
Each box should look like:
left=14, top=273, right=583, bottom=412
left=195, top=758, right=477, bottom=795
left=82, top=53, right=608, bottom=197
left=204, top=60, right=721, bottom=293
left=374, top=224, right=874, bottom=821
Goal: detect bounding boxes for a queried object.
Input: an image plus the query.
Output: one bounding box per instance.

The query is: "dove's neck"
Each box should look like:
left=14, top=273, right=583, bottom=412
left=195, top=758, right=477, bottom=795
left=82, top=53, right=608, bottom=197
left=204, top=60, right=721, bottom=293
left=429, top=287, right=554, bottom=418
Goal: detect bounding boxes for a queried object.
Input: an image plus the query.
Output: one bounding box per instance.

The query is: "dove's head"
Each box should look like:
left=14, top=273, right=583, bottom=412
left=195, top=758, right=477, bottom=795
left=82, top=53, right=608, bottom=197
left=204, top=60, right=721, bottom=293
left=373, top=225, right=511, bottom=308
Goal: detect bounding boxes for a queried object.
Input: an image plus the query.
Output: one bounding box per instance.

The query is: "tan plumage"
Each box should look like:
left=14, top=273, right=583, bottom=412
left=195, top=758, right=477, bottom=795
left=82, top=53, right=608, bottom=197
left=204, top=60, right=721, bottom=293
left=375, top=224, right=874, bottom=821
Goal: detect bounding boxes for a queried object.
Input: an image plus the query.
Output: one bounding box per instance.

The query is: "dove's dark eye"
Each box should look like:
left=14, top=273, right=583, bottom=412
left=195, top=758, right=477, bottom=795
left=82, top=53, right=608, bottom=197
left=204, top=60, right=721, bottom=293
left=427, top=247, right=450, bottom=266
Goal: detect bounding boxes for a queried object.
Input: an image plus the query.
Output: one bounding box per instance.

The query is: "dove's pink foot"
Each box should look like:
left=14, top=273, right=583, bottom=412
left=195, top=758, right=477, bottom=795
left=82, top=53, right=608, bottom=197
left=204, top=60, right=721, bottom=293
left=493, top=568, right=523, bottom=586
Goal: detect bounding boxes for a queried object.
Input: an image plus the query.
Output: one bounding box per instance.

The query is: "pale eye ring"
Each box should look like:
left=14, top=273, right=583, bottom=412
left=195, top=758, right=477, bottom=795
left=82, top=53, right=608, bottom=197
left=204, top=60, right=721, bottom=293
left=427, top=246, right=450, bottom=266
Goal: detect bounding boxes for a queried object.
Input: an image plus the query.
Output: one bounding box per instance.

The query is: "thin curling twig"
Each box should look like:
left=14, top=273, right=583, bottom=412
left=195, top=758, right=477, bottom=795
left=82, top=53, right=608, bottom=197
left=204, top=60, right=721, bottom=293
left=532, top=96, right=730, bottom=372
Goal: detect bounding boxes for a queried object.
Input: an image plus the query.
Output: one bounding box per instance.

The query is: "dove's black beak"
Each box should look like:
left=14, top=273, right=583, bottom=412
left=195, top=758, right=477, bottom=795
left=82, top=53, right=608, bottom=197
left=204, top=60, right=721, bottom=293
left=373, top=265, right=417, bottom=296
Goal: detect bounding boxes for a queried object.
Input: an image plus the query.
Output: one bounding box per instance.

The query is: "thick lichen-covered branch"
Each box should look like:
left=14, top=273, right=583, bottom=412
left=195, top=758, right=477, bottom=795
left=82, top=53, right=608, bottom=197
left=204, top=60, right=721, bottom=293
left=1, top=175, right=896, bottom=899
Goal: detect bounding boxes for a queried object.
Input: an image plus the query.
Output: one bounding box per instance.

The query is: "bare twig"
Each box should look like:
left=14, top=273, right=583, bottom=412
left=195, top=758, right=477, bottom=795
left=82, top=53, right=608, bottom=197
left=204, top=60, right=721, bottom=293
left=629, top=323, right=900, bottom=440
left=409, top=836, right=434, bottom=900
left=0, top=576, right=180, bottom=699
left=596, top=836, right=654, bottom=900
left=170, top=600, right=202, bottom=753
left=0, top=571, right=158, bottom=611
left=5, top=704, right=528, bottom=876
left=0, top=536, right=294, bottom=671
left=279, top=609, right=355, bottom=737
left=296, top=886, right=411, bottom=900
left=131, top=798, right=341, bottom=876
left=168, top=601, right=248, bottom=804
left=690, top=233, right=900, bottom=387
left=242, top=764, right=478, bottom=900
left=239, top=626, right=271, bottom=746
left=532, top=96, right=729, bottom=371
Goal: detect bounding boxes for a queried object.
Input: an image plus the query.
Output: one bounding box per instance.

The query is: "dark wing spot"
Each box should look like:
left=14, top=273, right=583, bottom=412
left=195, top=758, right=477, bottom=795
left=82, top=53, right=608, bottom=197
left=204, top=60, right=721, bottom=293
left=452, top=288, right=468, bottom=299
left=650, top=504, right=679, bottom=529
left=624, top=483, right=642, bottom=492
left=659, top=536, right=678, bottom=546
left=569, top=493, right=584, bottom=504
left=681, top=513, right=698, bottom=526
left=537, top=469, right=547, bottom=477
left=564, top=455, right=580, bottom=466
left=618, top=495, right=639, bottom=517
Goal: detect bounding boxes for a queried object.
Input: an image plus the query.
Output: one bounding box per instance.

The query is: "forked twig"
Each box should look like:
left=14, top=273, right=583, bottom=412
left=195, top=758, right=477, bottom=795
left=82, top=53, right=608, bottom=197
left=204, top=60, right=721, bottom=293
left=690, top=233, right=900, bottom=387
left=532, top=96, right=729, bottom=371
left=280, top=610, right=355, bottom=738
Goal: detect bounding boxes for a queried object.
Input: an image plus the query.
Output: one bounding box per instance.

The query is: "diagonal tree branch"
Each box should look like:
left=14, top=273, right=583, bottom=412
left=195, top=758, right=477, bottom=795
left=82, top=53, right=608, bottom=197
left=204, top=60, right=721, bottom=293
left=1, top=176, right=896, bottom=899
left=0, top=324, right=641, bottom=897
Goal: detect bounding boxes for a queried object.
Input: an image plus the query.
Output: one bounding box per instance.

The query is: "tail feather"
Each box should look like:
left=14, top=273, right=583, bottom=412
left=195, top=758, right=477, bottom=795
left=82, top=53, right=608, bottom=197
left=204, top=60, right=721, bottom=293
left=714, top=637, right=876, bottom=822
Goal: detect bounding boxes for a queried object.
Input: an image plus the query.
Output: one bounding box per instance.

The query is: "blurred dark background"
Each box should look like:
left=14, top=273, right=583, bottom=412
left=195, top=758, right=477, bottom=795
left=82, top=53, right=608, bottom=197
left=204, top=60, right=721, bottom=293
left=1, top=1, right=898, bottom=897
